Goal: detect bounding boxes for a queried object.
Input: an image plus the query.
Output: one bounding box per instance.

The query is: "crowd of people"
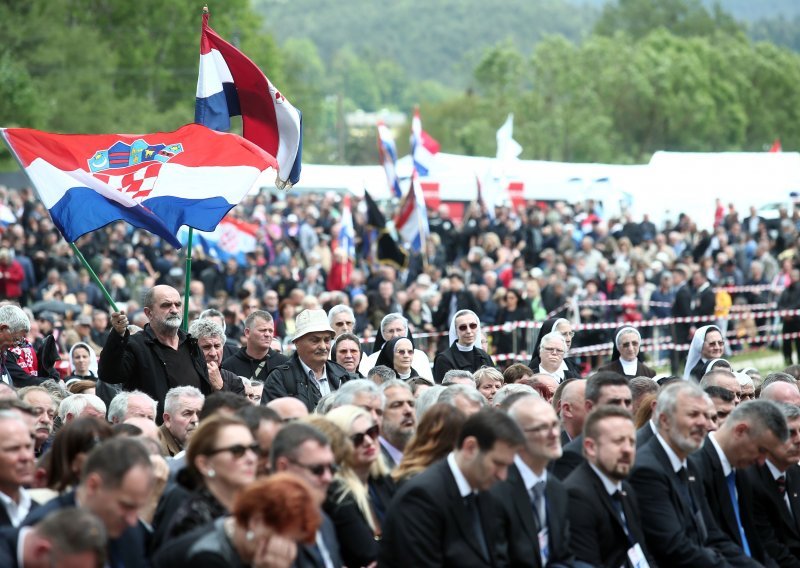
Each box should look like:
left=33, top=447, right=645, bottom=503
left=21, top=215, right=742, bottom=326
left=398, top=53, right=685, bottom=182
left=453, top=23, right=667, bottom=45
left=1, top=183, right=800, bottom=565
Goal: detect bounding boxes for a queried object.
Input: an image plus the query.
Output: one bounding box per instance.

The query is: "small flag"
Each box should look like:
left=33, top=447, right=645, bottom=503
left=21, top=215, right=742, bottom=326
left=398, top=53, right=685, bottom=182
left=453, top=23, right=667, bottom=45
left=496, top=113, right=523, bottom=160
left=770, top=139, right=782, bottom=153
left=410, top=108, right=440, bottom=177
left=377, top=121, right=402, bottom=198
left=364, top=190, right=409, bottom=269
left=394, top=173, right=429, bottom=252
left=179, top=216, right=258, bottom=265
left=476, top=174, right=495, bottom=220
left=0, top=124, right=277, bottom=248
left=338, top=194, right=356, bottom=259
left=196, top=10, right=302, bottom=189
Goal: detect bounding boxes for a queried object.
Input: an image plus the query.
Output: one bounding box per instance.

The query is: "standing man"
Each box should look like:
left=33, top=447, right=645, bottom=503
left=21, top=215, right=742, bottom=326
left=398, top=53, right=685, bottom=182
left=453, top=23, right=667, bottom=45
left=187, top=319, right=246, bottom=396
left=379, top=380, right=416, bottom=470
left=263, top=309, right=350, bottom=412
left=493, top=394, right=573, bottom=567
left=98, top=285, right=216, bottom=421
left=379, top=409, right=525, bottom=567
left=671, top=267, right=692, bottom=375
left=690, top=400, right=788, bottom=564
left=564, top=406, right=654, bottom=567
left=222, top=310, right=288, bottom=385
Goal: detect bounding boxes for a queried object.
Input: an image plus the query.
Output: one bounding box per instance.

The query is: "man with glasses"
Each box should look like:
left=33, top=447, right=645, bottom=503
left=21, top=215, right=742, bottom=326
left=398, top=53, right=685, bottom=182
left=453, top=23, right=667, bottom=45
left=271, top=422, right=343, bottom=568
left=16, top=386, right=55, bottom=458
left=493, top=394, right=574, bottom=567
left=222, top=310, right=288, bottom=385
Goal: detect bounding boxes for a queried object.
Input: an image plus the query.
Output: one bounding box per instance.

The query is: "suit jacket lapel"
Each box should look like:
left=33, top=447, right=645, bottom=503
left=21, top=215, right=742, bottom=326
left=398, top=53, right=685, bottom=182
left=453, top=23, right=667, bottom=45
left=758, top=464, right=795, bottom=533
left=786, top=467, right=800, bottom=535
left=703, top=442, right=739, bottom=543
left=442, top=463, right=490, bottom=561
left=507, top=465, right=540, bottom=552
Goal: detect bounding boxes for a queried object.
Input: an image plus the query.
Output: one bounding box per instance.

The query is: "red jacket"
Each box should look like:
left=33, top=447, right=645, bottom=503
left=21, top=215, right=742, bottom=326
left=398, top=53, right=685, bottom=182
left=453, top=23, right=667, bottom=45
left=0, top=260, right=24, bottom=299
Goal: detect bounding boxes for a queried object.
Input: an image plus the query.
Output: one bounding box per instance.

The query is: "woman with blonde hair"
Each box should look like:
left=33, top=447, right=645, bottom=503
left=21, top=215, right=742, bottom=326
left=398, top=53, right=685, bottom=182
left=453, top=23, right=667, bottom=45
left=393, top=403, right=466, bottom=485
left=324, top=404, right=395, bottom=568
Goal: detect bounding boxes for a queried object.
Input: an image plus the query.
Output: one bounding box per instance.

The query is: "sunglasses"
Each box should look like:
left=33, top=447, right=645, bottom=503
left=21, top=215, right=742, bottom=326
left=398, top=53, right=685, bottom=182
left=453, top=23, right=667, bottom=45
left=208, top=442, right=260, bottom=459
left=458, top=323, right=478, bottom=332
left=350, top=424, right=380, bottom=448
left=291, top=460, right=340, bottom=477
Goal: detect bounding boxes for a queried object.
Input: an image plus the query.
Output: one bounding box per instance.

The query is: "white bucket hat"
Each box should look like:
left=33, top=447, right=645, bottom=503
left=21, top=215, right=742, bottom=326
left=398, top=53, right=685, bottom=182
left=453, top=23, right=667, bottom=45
left=292, top=309, right=335, bottom=342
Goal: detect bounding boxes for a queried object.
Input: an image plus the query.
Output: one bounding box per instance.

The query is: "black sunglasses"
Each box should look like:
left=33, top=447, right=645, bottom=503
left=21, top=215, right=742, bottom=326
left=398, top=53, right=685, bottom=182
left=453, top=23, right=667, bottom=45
left=350, top=424, right=380, bottom=448
left=458, top=323, right=478, bottom=331
left=208, top=442, right=260, bottom=459
left=291, top=460, right=340, bottom=477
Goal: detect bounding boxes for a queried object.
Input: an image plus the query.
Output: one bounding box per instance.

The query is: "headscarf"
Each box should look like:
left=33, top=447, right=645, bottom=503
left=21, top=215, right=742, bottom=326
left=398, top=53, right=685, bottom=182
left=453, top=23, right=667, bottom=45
left=69, top=341, right=98, bottom=376
left=374, top=336, right=418, bottom=377
left=683, top=325, right=721, bottom=380
left=706, top=358, right=732, bottom=372
left=610, top=326, right=642, bottom=362
left=448, top=309, right=484, bottom=349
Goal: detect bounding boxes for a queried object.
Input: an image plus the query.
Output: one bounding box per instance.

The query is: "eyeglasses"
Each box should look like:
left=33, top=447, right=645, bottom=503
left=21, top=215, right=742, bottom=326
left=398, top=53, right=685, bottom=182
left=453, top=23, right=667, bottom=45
left=523, top=420, right=561, bottom=435
left=350, top=424, right=380, bottom=448
left=458, top=323, right=478, bottom=332
left=290, top=460, right=339, bottom=477
left=560, top=331, right=575, bottom=338
left=542, top=347, right=565, bottom=355
left=208, top=442, right=260, bottom=459
left=246, top=394, right=262, bottom=402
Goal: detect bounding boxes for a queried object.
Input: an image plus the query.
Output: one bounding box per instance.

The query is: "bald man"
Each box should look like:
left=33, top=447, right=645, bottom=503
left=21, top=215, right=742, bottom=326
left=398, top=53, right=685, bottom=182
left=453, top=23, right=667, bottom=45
left=266, top=397, right=310, bottom=422
left=760, top=381, right=800, bottom=406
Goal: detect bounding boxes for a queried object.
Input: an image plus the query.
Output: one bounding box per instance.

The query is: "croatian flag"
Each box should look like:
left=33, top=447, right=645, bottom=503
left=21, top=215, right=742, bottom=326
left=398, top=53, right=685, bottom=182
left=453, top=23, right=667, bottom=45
left=0, top=124, right=277, bottom=248
left=394, top=173, right=429, bottom=252
left=196, top=11, right=302, bottom=189
left=410, top=108, right=440, bottom=177
left=338, top=194, right=356, bottom=258
left=377, top=121, right=402, bottom=198
left=180, top=216, right=258, bottom=265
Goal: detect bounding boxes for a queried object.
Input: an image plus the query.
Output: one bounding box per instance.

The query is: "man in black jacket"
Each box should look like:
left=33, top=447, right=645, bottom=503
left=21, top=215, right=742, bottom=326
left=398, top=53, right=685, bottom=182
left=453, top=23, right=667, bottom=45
left=493, top=394, right=573, bottom=567
left=263, top=309, right=350, bottom=412
left=222, top=310, right=288, bottom=383
left=99, top=285, right=229, bottom=423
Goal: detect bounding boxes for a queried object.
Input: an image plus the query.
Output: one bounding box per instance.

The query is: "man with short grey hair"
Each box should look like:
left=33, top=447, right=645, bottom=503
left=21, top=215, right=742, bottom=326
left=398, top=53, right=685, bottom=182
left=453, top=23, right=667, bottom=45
left=379, top=380, right=415, bottom=469
left=159, top=386, right=204, bottom=456
left=332, top=379, right=383, bottom=425
left=189, top=319, right=246, bottom=397
left=760, top=372, right=796, bottom=392
left=222, top=310, right=288, bottom=384
left=358, top=313, right=433, bottom=383
left=441, top=369, right=475, bottom=387
left=0, top=410, right=36, bottom=527
left=0, top=305, right=50, bottom=388
left=438, top=384, right=486, bottom=416
left=107, top=391, right=157, bottom=424
left=691, top=400, right=788, bottom=563
left=328, top=304, right=355, bottom=338
left=58, top=394, right=106, bottom=424
left=367, top=365, right=395, bottom=385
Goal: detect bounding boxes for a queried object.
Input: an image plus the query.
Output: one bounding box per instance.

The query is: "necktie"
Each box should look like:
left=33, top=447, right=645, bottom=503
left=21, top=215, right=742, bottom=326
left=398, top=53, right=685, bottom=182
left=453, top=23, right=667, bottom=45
left=611, top=490, right=634, bottom=545
left=464, top=493, right=490, bottom=560
left=676, top=467, right=697, bottom=513
left=531, top=481, right=547, bottom=529
left=777, top=475, right=787, bottom=497
left=726, top=471, right=751, bottom=557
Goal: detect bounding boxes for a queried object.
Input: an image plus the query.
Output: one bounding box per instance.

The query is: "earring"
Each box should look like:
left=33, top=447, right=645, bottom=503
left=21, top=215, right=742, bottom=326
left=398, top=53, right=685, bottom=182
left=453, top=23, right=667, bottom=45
left=246, top=531, right=255, bottom=542
left=207, top=469, right=216, bottom=478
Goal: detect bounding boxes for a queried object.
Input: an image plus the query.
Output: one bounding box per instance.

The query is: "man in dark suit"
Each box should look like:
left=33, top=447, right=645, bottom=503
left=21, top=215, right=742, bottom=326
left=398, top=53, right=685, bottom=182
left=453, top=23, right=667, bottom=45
left=0, top=507, right=107, bottom=568
left=23, top=437, right=153, bottom=568
left=379, top=408, right=525, bottom=567
left=552, top=372, right=632, bottom=480
left=493, top=394, right=573, bottom=567
left=563, top=405, right=653, bottom=567
left=744, top=402, right=800, bottom=567
left=432, top=271, right=481, bottom=350
left=0, top=411, right=38, bottom=528
left=629, top=381, right=762, bottom=567
left=691, top=399, right=788, bottom=566
left=671, top=267, right=693, bottom=375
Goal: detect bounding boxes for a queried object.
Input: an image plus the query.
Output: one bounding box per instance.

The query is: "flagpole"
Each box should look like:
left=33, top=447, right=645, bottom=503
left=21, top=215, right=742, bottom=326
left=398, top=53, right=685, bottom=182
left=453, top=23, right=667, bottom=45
left=69, top=243, right=118, bottom=313
left=182, top=228, right=193, bottom=332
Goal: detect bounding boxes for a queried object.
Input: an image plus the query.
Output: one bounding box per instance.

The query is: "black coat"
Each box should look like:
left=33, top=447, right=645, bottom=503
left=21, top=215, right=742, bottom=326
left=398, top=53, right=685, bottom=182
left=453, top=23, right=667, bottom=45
left=0, top=528, right=19, bottom=568
left=153, top=517, right=245, bottom=568
left=690, top=439, right=774, bottom=565
left=379, top=458, right=505, bottom=567
left=0, top=495, right=37, bottom=529
left=628, top=437, right=758, bottom=567
left=491, top=463, right=573, bottom=568
left=294, top=513, right=344, bottom=568
left=550, top=434, right=584, bottom=481
left=221, top=346, right=289, bottom=382
left=743, top=463, right=800, bottom=568
left=98, top=325, right=215, bottom=422
left=433, top=342, right=494, bottom=384
left=432, top=291, right=481, bottom=331
left=636, top=422, right=656, bottom=448
left=262, top=352, right=350, bottom=412
left=596, top=359, right=656, bottom=378
left=563, top=461, right=652, bottom=568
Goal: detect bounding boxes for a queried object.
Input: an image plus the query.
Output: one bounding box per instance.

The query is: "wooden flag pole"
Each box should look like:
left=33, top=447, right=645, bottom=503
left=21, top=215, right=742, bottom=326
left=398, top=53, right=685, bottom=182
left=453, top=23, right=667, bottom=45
left=182, top=228, right=193, bottom=332
left=69, top=242, right=118, bottom=313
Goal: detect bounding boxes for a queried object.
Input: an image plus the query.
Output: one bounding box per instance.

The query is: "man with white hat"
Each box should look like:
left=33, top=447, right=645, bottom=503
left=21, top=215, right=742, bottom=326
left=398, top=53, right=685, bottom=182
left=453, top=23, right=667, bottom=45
left=262, top=309, right=350, bottom=412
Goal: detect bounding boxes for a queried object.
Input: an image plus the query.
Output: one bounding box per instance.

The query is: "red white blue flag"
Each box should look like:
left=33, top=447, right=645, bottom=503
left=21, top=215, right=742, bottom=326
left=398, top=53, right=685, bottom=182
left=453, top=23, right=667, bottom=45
left=394, top=173, right=429, bottom=252
left=377, top=121, right=402, bottom=198
left=338, top=194, right=356, bottom=259
left=0, top=124, right=277, bottom=248
left=180, top=216, right=258, bottom=265
left=410, top=108, right=439, bottom=177
left=196, top=11, right=302, bottom=189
